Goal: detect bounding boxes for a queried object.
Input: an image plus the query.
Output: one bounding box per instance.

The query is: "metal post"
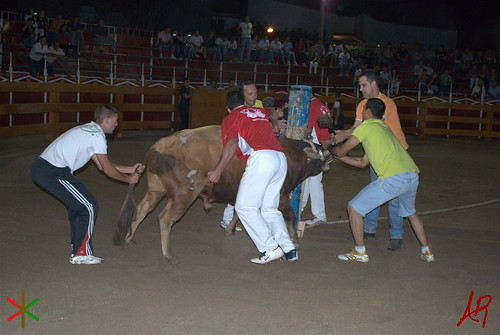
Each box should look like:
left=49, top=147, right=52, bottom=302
left=265, top=73, right=268, bottom=92
left=287, top=64, right=290, bottom=90
left=479, top=87, right=484, bottom=137
left=219, top=62, right=223, bottom=87
left=320, top=66, right=324, bottom=93
left=415, top=85, right=421, bottom=132
left=203, top=69, right=207, bottom=87
left=326, top=77, right=329, bottom=96
left=253, top=63, right=257, bottom=83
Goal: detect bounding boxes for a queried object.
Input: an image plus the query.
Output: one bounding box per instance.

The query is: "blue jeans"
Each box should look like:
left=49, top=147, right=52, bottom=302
left=363, top=165, right=404, bottom=239
left=239, top=37, right=251, bottom=62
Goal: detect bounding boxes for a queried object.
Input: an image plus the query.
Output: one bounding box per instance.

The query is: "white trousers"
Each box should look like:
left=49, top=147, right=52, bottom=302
left=300, top=172, right=327, bottom=221
left=235, top=150, right=294, bottom=253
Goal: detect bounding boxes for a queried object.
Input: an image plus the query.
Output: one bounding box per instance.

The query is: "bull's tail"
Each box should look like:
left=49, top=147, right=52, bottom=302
left=113, top=183, right=137, bottom=246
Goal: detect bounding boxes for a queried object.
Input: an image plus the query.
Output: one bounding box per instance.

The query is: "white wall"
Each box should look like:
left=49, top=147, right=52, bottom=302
left=248, top=0, right=457, bottom=49
left=248, top=0, right=356, bottom=37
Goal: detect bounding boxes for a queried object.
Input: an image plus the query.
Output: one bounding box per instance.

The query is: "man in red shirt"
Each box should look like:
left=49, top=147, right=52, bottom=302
left=300, top=98, right=332, bottom=225
left=208, top=91, right=297, bottom=264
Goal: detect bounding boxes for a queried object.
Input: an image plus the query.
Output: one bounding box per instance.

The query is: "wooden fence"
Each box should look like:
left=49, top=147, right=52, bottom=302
left=1, top=81, right=500, bottom=141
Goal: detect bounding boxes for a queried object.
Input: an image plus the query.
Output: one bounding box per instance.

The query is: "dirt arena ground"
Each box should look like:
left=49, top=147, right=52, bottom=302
left=1, top=130, right=499, bottom=335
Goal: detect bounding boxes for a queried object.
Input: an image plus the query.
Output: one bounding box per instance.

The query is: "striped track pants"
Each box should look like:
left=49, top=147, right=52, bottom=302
left=32, top=158, right=98, bottom=256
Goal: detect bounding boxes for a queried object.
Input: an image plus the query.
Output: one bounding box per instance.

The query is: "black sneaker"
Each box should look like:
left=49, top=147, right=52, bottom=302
left=387, top=239, right=403, bottom=251
left=280, top=249, right=298, bottom=263
left=347, top=232, right=377, bottom=241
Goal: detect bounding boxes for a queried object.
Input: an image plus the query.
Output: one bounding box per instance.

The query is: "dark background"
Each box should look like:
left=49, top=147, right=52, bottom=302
left=2, top=0, right=497, bottom=50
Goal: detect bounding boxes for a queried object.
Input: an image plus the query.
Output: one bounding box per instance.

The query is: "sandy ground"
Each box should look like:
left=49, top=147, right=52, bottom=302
left=1, top=130, right=499, bottom=335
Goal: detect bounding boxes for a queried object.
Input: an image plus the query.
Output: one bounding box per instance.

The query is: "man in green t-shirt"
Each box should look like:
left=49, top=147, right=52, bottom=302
left=332, top=98, right=435, bottom=263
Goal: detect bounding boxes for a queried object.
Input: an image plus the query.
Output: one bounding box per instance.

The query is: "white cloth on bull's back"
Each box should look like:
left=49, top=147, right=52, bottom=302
left=40, top=121, right=107, bottom=173
left=235, top=150, right=294, bottom=253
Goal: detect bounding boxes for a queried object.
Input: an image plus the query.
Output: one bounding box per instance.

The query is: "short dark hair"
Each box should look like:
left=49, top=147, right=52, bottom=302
left=365, top=98, right=385, bottom=119
left=239, top=80, right=255, bottom=96
left=94, top=105, right=118, bottom=123
left=359, top=69, right=381, bottom=88
left=226, top=90, right=244, bottom=110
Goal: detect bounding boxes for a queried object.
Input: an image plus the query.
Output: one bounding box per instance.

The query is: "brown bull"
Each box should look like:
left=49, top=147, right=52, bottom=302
left=113, top=125, right=330, bottom=263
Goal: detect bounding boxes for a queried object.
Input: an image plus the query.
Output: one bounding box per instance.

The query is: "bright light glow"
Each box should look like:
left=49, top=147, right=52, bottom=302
left=267, top=27, right=274, bottom=33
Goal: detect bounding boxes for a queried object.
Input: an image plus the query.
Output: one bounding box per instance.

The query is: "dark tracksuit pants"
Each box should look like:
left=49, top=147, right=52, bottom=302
left=32, top=157, right=98, bottom=257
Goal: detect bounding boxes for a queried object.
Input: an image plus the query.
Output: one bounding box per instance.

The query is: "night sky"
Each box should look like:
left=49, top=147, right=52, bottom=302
left=2, top=0, right=496, bottom=49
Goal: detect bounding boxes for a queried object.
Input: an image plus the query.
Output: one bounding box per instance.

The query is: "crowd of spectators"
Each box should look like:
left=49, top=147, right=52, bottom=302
left=14, top=10, right=500, bottom=98
left=21, top=8, right=119, bottom=75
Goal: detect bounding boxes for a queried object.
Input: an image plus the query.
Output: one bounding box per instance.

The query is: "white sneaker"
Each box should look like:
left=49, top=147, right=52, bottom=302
left=220, top=220, right=242, bottom=232
left=305, top=217, right=325, bottom=225
left=70, top=254, right=104, bottom=265
left=251, top=247, right=284, bottom=264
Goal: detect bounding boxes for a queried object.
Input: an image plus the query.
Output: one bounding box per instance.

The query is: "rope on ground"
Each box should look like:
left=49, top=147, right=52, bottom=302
left=307, top=198, right=500, bottom=228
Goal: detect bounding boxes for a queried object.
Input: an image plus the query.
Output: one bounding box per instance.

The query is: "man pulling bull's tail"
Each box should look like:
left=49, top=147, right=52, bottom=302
left=208, top=91, right=298, bottom=264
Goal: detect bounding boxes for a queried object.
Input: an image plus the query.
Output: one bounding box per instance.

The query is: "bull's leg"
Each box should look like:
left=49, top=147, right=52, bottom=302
left=158, top=195, right=198, bottom=264
left=126, top=191, right=165, bottom=244
left=279, top=195, right=299, bottom=249
left=225, top=212, right=239, bottom=236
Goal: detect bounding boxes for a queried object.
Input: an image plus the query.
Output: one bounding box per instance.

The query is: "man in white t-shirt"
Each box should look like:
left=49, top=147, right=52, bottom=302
left=189, top=30, right=205, bottom=58
left=237, top=16, right=253, bottom=62
left=29, top=36, right=49, bottom=75
left=32, top=105, right=145, bottom=265
left=46, top=40, right=65, bottom=76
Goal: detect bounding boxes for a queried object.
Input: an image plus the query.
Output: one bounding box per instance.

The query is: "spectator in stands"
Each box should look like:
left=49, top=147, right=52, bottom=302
left=28, top=36, right=49, bottom=75
left=294, top=38, right=308, bottom=66
left=450, top=49, right=462, bottom=71
left=93, top=19, right=116, bottom=53
left=461, top=48, right=474, bottom=67
left=471, top=79, right=485, bottom=98
left=157, top=27, right=173, bottom=58
left=45, top=15, right=63, bottom=46
left=36, top=10, right=48, bottom=38
left=350, top=48, right=362, bottom=74
left=382, top=43, right=394, bottom=67
left=46, top=40, right=65, bottom=76
left=226, top=36, right=238, bottom=62
left=379, top=67, right=390, bottom=93
left=215, top=34, right=227, bottom=62
left=424, top=45, right=437, bottom=68
left=269, top=36, right=285, bottom=64
left=373, top=44, right=383, bottom=65
left=487, top=81, right=500, bottom=99
left=455, top=62, right=469, bottom=92
left=183, top=33, right=197, bottom=60
left=415, top=71, right=430, bottom=93
left=59, top=24, right=78, bottom=58
left=205, top=31, right=217, bottom=60
left=24, top=9, right=36, bottom=24
left=413, top=60, right=424, bottom=81
left=179, top=78, right=195, bottom=130
left=224, top=78, right=238, bottom=91
left=69, top=16, right=85, bottom=52
left=389, top=68, right=401, bottom=95
left=313, top=40, right=325, bottom=62
left=469, top=65, right=480, bottom=89
left=396, top=42, right=409, bottom=69
left=325, top=39, right=337, bottom=67
left=338, top=48, right=352, bottom=76
left=282, top=37, right=298, bottom=66
left=257, top=35, right=270, bottom=64
left=250, top=35, right=259, bottom=62
left=435, top=45, right=448, bottom=71
left=309, top=43, right=319, bottom=74
left=22, top=18, right=37, bottom=47
left=410, top=43, right=424, bottom=69
left=172, top=30, right=184, bottom=59
left=237, top=16, right=253, bottom=62
left=189, top=30, right=205, bottom=58
left=204, top=79, right=218, bottom=89
left=439, top=70, right=452, bottom=96
left=478, top=64, right=491, bottom=91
